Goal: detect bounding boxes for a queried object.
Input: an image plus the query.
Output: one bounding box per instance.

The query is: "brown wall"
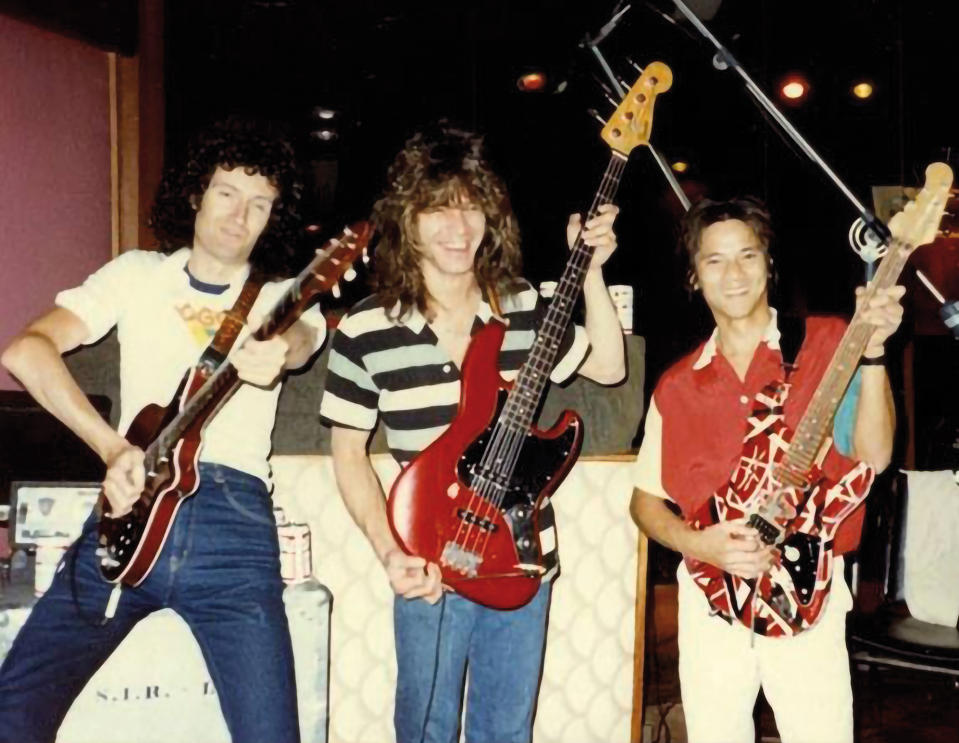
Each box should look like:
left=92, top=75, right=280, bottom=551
left=0, top=14, right=113, bottom=389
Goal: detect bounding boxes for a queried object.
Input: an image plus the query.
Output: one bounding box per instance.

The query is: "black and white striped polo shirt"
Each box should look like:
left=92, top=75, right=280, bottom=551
left=320, top=280, right=590, bottom=577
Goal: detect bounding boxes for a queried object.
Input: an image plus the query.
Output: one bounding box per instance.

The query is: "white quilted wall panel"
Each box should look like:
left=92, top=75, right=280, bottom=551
left=271, top=454, right=640, bottom=743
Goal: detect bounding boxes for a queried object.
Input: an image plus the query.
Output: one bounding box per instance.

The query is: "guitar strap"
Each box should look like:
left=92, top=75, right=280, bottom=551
left=778, top=313, right=806, bottom=374
left=195, top=273, right=265, bottom=378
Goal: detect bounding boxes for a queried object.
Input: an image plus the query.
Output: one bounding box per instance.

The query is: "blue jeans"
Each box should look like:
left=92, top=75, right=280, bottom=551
left=0, top=463, right=299, bottom=743
left=394, top=582, right=551, bottom=743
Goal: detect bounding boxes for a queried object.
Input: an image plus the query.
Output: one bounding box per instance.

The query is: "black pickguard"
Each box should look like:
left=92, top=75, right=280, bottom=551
left=456, top=391, right=581, bottom=563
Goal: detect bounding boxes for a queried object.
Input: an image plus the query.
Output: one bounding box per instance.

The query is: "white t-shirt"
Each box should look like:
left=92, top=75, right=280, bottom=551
left=56, top=248, right=326, bottom=485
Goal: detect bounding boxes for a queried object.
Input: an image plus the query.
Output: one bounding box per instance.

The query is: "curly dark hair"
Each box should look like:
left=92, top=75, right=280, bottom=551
left=371, top=121, right=523, bottom=320
left=679, top=196, right=776, bottom=293
left=150, top=117, right=304, bottom=280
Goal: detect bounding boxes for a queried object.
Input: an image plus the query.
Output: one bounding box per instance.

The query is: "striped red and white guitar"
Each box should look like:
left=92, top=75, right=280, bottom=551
left=685, top=163, right=953, bottom=637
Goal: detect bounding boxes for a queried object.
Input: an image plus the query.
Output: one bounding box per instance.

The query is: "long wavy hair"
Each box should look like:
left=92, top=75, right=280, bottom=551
left=150, top=117, right=304, bottom=280
left=371, top=122, right=522, bottom=320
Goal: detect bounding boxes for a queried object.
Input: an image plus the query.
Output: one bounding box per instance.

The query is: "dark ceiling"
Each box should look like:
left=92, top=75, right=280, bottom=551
left=7, top=0, right=959, bottom=374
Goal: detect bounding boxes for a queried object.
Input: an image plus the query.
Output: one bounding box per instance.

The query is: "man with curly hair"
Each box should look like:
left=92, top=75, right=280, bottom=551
left=0, top=118, right=322, bottom=743
left=321, top=123, right=626, bottom=743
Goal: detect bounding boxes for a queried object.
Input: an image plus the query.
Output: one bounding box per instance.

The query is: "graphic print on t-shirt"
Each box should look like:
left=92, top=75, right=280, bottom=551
left=175, top=301, right=227, bottom=348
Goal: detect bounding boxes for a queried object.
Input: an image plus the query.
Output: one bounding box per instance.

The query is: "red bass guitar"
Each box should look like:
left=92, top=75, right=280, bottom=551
left=387, top=64, right=673, bottom=609
left=686, top=163, right=952, bottom=636
left=97, top=222, right=372, bottom=585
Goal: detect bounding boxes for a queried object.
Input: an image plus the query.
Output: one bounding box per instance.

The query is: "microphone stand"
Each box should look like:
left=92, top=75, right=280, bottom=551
left=669, top=0, right=892, bottom=262
left=582, top=4, right=692, bottom=210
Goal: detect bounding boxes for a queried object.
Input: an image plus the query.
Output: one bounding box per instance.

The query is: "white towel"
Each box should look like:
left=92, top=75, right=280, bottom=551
left=903, top=470, right=959, bottom=627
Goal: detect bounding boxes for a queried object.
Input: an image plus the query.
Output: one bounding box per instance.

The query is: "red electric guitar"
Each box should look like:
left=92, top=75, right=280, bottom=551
left=97, top=222, right=372, bottom=585
left=387, top=64, right=673, bottom=609
left=685, top=163, right=953, bottom=637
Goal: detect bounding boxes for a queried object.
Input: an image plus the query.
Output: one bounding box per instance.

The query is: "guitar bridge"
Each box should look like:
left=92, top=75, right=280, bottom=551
left=441, top=542, right=482, bottom=577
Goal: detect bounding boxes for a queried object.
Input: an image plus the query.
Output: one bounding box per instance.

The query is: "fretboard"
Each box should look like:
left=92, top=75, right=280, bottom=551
left=145, top=255, right=323, bottom=470
left=500, top=152, right=628, bottom=432
left=779, top=238, right=912, bottom=477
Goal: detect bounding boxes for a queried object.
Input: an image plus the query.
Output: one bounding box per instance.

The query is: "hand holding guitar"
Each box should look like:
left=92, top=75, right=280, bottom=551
left=102, top=441, right=146, bottom=517
left=231, top=334, right=290, bottom=387
left=688, top=520, right=776, bottom=580
left=856, top=284, right=906, bottom=357
left=567, top=203, right=620, bottom=271
left=383, top=547, right=443, bottom=604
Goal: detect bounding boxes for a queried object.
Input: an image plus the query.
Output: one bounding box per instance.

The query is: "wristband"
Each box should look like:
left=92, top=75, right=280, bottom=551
left=860, top=353, right=886, bottom=366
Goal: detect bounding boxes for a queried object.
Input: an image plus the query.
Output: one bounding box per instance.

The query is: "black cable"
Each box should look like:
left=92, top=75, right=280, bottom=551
left=418, top=593, right=447, bottom=743
left=67, top=517, right=117, bottom=628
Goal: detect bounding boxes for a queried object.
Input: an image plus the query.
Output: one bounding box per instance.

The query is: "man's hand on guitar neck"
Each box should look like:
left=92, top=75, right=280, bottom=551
left=688, top=521, right=776, bottom=580
left=102, top=441, right=146, bottom=518
left=856, top=284, right=906, bottom=358
left=232, top=335, right=290, bottom=387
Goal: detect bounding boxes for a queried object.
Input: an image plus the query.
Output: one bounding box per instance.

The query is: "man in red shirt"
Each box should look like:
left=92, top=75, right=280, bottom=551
left=631, top=197, right=903, bottom=743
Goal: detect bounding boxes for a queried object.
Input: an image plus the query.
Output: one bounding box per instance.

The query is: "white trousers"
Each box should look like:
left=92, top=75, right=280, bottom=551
left=677, top=558, right=854, bottom=743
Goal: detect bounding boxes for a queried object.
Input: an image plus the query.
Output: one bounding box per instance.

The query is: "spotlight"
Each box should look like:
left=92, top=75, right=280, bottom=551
left=310, top=129, right=338, bottom=142
left=780, top=79, right=807, bottom=100
left=671, top=161, right=689, bottom=173
left=852, top=81, right=874, bottom=99
left=312, top=106, right=338, bottom=120
left=517, top=71, right=547, bottom=92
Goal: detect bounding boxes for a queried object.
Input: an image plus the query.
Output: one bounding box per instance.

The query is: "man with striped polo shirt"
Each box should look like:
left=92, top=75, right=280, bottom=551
left=320, top=123, right=625, bottom=743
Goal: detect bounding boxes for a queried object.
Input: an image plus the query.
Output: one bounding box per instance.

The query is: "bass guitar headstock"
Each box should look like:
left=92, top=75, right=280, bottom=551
left=601, top=62, right=673, bottom=157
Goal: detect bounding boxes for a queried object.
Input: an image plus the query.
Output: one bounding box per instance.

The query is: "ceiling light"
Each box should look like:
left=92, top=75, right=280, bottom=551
left=517, top=72, right=547, bottom=92
left=781, top=80, right=807, bottom=100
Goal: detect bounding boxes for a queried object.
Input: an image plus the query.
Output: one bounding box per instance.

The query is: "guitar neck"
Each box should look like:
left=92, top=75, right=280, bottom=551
left=781, top=239, right=911, bottom=474
left=146, top=256, right=325, bottom=463
left=500, top=152, right=628, bottom=431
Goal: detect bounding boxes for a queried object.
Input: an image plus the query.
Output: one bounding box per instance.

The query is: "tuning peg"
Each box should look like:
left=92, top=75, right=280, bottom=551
left=592, top=74, right=616, bottom=100
left=332, top=282, right=342, bottom=298
left=345, top=268, right=357, bottom=282
left=587, top=108, right=607, bottom=126
left=626, top=57, right=643, bottom=73
left=617, top=76, right=630, bottom=91
left=603, top=91, right=619, bottom=109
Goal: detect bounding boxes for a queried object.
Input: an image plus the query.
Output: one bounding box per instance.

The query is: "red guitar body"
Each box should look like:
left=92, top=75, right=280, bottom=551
left=95, top=221, right=373, bottom=585
left=684, top=382, right=874, bottom=637
left=387, top=320, right=583, bottom=610
left=97, top=368, right=209, bottom=585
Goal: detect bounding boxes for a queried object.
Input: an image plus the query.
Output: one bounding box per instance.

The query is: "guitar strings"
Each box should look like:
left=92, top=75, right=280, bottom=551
left=452, top=155, right=628, bottom=564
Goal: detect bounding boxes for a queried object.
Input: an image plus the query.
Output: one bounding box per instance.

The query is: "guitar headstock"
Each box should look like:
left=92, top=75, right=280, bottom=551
left=888, top=162, right=954, bottom=251
left=601, top=62, right=673, bottom=157
left=304, top=221, right=373, bottom=299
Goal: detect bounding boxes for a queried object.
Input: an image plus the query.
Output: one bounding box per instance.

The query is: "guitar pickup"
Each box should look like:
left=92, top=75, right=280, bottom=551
left=747, top=513, right=781, bottom=545
left=456, top=508, right=498, bottom=532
